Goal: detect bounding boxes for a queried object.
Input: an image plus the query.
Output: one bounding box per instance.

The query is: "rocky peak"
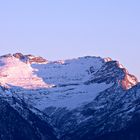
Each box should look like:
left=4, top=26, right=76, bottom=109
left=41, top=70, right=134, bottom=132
left=104, top=57, right=112, bottom=62
left=13, top=53, right=48, bottom=64
left=25, top=54, right=48, bottom=64
left=116, top=61, right=138, bottom=89
left=13, top=53, right=25, bottom=59
left=13, top=53, right=28, bottom=63
left=121, top=69, right=138, bottom=90
left=88, top=60, right=138, bottom=90
left=0, top=53, right=13, bottom=58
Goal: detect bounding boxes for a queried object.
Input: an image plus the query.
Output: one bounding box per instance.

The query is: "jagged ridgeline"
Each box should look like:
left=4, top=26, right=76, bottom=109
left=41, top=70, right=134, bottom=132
left=0, top=53, right=139, bottom=140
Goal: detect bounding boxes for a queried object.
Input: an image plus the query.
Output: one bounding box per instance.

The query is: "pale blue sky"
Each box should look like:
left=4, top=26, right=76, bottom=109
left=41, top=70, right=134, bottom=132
left=0, top=0, right=140, bottom=79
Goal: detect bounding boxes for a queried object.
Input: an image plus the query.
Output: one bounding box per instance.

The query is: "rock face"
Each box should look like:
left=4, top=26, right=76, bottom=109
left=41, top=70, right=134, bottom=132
left=121, top=71, right=138, bottom=90
left=13, top=53, right=48, bottom=64
left=0, top=53, right=139, bottom=140
left=0, top=95, right=57, bottom=140
left=87, top=60, right=138, bottom=90
left=25, top=54, right=48, bottom=64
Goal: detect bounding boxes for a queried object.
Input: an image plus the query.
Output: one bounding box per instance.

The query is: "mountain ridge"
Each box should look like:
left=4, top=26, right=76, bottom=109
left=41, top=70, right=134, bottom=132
left=0, top=52, right=138, bottom=89
left=0, top=53, right=139, bottom=140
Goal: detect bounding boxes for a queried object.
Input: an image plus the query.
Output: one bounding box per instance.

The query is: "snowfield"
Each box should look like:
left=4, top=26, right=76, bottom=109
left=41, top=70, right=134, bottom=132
left=0, top=54, right=110, bottom=110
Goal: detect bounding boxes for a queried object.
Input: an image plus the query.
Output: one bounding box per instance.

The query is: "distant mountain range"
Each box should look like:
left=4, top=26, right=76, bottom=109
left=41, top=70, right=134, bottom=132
left=0, top=53, right=139, bottom=140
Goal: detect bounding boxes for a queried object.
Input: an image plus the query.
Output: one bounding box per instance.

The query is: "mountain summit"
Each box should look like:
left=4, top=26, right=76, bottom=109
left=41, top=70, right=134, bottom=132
left=87, top=60, right=138, bottom=90
left=0, top=53, right=139, bottom=140
left=0, top=53, right=137, bottom=90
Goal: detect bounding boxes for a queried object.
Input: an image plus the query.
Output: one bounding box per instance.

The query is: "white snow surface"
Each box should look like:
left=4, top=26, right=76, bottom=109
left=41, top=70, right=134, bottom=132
left=31, top=56, right=104, bottom=85
left=0, top=55, right=113, bottom=110
left=34, top=83, right=112, bottom=110
left=8, top=82, right=112, bottom=110
left=0, top=56, right=52, bottom=89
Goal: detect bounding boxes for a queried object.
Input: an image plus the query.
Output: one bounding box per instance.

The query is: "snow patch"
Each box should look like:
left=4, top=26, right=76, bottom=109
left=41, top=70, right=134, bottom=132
left=0, top=56, right=53, bottom=89
left=33, top=83, right=113, bottom=110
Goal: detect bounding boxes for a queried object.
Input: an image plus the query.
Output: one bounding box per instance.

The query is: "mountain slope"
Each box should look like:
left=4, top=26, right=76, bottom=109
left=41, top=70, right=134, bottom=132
left=0, top=94, right=57, bottom=140
left=0, top=53, right=139, bottom=140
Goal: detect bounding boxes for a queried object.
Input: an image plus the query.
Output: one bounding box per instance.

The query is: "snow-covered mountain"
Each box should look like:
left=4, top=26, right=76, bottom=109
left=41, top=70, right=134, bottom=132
left=0, top=53, right=139, bottom=140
